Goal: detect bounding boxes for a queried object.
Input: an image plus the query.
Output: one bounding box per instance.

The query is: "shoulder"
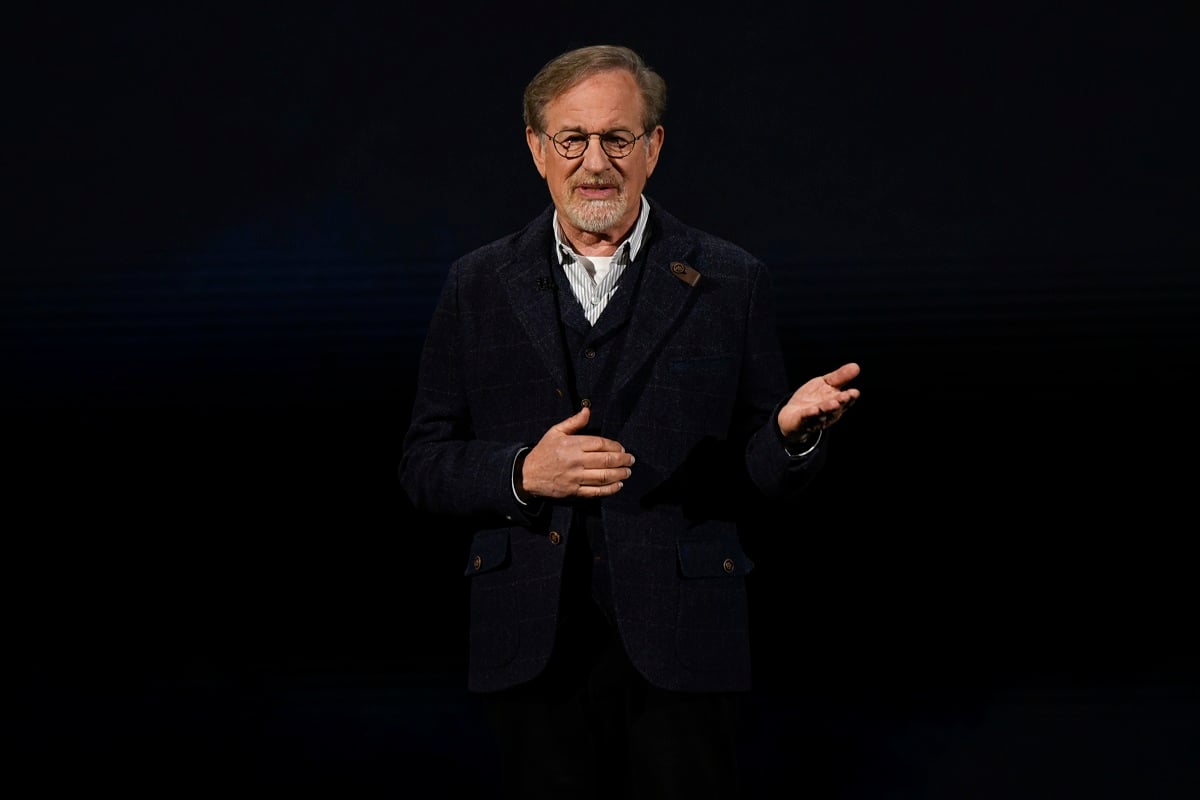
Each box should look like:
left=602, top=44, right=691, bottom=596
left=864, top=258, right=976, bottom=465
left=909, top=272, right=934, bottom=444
left=646, top=200, right=767, bottom=277
left=452, top=205, right=555, bottom=276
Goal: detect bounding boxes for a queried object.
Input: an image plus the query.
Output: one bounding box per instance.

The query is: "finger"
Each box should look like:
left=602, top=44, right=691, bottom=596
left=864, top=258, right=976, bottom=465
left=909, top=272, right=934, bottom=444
left=597, top=465, right=633, bottom=485
left=576, top=469, right=630, bottom=489
left=552, top=406, right=591, bottom=435
left=574, top=450, right=633, bottom=481
left=577, top=479, right=625, bottom=498
left=824, top=362, right=861, bottom=388
left=590, top=449, right=634, bottom=468
left=579, top=436, right=630, bottom=456
left=610, top=450, right=635, bottom=467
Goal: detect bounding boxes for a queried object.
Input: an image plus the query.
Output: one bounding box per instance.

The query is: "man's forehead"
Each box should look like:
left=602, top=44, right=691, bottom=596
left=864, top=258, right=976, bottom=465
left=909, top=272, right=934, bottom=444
left=544, top=71, right=643, bottom=129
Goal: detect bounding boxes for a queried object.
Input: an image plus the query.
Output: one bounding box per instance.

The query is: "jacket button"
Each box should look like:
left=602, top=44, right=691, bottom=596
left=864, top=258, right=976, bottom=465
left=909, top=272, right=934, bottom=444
left=472, top=554, right=483, bottom=571
left=722, top=558, right=735, bottom=574
left=549, top=531, right=562, bottom=545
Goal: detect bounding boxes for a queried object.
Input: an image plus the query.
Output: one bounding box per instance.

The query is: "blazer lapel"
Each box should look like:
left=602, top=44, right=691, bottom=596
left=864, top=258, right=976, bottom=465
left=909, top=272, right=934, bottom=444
left=610, top=226, right=701, bottom=396
left=501, top=217, right=571, bottom=391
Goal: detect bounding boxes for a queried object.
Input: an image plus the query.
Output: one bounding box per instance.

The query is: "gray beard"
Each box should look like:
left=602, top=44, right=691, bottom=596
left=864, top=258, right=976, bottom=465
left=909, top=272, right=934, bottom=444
left=566, top=194, right=627, bottom=234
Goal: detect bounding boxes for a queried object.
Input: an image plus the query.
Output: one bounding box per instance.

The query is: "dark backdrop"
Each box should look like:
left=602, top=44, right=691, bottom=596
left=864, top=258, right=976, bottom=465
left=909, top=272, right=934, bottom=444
left=6, top=2, right=1198, bottom=795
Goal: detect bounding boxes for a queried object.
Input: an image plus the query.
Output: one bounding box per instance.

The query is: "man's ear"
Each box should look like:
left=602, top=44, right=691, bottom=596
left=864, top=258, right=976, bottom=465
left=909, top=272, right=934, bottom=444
left=644, top=125, right=664, bottom=179
left=526, top=127, right=548, bottom=179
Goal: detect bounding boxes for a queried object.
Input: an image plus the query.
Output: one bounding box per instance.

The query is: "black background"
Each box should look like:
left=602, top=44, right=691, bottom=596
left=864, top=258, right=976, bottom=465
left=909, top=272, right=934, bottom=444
left=6, top=2, right=1198, bottom=796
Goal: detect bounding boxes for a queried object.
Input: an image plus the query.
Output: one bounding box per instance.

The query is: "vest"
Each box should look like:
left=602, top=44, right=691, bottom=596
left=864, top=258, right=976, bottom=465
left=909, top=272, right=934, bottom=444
left=552, top=248, right=646, bottom=625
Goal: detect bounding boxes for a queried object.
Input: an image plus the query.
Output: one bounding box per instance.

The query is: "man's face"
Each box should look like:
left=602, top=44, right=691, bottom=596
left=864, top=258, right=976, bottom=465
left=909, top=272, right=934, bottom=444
left=526, top=69, right=663, bottom=244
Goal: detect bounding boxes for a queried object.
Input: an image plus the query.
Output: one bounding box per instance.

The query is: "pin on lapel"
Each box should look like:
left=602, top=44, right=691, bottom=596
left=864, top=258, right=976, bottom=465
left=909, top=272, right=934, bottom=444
left=669, top=262, right=700, bottom=287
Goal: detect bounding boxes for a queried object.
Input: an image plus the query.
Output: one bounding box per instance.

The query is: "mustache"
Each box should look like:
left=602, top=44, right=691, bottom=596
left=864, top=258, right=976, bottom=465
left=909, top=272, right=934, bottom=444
left=572, top=174, right=621, bottom=188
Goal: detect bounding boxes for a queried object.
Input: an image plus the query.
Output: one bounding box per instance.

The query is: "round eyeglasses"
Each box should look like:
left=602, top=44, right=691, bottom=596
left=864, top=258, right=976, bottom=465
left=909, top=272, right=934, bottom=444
left=544, top=129, right=647, bottom=159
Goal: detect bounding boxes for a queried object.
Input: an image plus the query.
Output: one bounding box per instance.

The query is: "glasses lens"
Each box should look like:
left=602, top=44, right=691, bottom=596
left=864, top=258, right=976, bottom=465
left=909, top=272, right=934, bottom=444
left=552, top=132, right=588, bottom=157
left=601, top=132, right=637, bottom=157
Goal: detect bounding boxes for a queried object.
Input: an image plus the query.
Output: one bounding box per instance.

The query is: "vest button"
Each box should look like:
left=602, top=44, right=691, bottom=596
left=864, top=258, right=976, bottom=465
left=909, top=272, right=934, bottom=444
left=549, top=530, right=562, bottom=545
left=584, top=348, right=596, bottom=359
left=722, top=558, right=735, bottom=574
left=581, top=398, right=592, bottom=408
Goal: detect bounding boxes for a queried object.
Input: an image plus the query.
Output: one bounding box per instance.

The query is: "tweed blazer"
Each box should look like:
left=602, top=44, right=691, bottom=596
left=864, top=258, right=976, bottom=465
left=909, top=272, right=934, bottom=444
left=399, top=199, right=827, bottom=693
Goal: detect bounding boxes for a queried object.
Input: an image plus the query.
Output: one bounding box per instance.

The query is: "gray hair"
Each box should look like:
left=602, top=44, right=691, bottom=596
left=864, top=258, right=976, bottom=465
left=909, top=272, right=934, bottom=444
left=522, top=44, right=667, bottom=135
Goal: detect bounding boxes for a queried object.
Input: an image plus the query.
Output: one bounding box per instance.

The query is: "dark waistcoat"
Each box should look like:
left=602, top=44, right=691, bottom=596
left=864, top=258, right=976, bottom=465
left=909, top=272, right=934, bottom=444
left=553, top=251, right=646, bottom=624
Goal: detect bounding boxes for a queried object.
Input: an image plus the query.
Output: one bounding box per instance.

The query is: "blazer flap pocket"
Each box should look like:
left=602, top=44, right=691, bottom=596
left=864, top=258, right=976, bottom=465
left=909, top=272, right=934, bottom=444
left=677, top=534, right=755, bottom=578
left=463, top=530, right=510, bottom=577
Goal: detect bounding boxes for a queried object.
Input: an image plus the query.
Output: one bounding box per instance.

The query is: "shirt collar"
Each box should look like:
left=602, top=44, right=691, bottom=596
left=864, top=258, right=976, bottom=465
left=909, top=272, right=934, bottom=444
left=553, top=194, right=650, bottom=266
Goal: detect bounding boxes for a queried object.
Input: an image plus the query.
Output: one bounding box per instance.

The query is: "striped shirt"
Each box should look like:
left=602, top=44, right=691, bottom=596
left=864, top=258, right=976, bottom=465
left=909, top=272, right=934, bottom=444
left=552, top=196, right=650, bottom=325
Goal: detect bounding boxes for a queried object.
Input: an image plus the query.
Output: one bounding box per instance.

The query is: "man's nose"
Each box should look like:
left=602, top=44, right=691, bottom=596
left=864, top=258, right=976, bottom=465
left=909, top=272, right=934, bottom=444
left=581, top=135, right=613, bottom=169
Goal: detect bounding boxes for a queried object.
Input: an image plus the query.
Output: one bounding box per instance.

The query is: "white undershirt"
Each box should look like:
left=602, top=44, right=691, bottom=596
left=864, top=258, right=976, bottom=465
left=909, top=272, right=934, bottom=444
left=580, top=254, right=614, bottom=283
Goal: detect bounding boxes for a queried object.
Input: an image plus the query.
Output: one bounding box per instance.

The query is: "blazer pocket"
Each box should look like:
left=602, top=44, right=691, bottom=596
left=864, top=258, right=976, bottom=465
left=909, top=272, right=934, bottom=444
left=677, top=534, right=755, bottom=578
left=675, top=531, right=754, bottom=672
left=464, top=530, right=519, bottom=670
left=463, top=530, right=510, bottom=576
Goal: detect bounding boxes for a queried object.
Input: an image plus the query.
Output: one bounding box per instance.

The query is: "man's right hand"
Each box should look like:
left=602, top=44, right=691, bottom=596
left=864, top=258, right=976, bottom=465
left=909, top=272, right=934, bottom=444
left=518, top=407, right=634, bottom=500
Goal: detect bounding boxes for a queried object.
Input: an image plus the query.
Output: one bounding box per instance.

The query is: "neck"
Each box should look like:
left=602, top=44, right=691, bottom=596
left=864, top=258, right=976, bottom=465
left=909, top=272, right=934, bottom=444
left=566, top=231, right=625, bottom=258
left=561, top=215, right=635, bottom=258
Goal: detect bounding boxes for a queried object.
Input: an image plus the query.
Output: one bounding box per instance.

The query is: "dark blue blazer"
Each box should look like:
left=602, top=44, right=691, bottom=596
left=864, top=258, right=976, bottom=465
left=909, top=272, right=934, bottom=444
left=399, top=199, right=827, bottom=693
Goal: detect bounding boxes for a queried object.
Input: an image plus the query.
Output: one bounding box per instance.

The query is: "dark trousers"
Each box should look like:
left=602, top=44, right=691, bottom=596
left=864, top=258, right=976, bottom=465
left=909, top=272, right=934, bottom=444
left=481, top=534, right=745, bottom=799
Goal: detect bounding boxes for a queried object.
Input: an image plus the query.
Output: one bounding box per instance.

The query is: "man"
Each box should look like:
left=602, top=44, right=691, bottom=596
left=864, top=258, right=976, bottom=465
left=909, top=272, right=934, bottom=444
left=399, top=44, right=860, bottom=799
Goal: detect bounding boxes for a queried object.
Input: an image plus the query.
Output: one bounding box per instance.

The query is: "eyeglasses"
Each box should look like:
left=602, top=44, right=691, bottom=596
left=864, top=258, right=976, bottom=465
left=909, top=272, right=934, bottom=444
left=544, top=129, right=647, bottom=160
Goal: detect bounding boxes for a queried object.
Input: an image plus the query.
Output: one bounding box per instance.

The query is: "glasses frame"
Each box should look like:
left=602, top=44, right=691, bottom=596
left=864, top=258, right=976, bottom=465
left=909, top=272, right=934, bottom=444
left=543, top=128, right=648, bottom=160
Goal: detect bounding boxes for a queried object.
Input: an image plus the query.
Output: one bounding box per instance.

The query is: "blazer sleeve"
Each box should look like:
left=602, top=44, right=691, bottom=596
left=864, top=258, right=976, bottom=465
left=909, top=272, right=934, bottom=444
left=739, top=258, right=828, bottom=499
left=397, top=261, right=541, bottom=526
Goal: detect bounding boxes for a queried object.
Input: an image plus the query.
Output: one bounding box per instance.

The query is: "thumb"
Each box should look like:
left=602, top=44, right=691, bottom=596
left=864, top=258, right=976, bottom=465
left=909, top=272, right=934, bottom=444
left=552, top=405, right=591, bottom=435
